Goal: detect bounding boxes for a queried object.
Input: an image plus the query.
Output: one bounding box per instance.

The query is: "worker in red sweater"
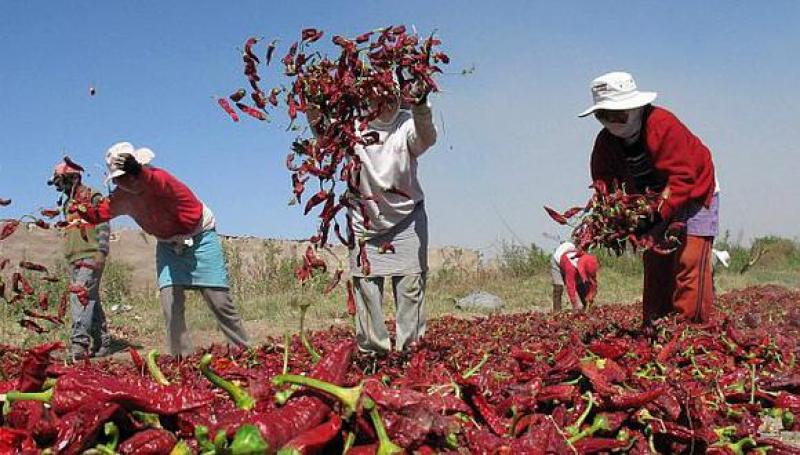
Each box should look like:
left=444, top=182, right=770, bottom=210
left=551, top=241, right=599, bottom=312
left=579, top=72, right=719, bottom=325
left=79, top=142, right=249, bottom=356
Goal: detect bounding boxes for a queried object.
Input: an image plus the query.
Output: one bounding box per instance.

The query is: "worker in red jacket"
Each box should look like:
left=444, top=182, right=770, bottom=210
left=79, top=142, right=249, bottom=356
left=580, top=71, right=719, bottom=325
left=551, top=241, right=599, bottom=312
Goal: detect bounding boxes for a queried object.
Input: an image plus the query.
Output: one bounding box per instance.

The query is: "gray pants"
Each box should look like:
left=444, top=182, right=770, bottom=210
left=159, top=286, right=250, bottom=356
left=69, top=258, right=109, bottom=353
left=353, top=273, right=426, bottom=354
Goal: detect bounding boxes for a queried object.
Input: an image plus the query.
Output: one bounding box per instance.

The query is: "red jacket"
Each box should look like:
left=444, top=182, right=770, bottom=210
left=84, top=167, right=204, bottom=239
left=590, top=106, right=716, bottom=220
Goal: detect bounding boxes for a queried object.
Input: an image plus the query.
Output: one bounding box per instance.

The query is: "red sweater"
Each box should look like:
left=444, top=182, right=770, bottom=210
left=86, top=167, right=204, bottom=239
left=590, top=106, right=716, bottom=220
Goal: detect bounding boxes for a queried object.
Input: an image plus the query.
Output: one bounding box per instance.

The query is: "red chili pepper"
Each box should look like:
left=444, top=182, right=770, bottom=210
left=69, top=284, right=90, bottom=307
left=12, top=272, right=35, bottom=295
left=304, top=190, right=329, bottom=215
left=229, top=89, right=247, bottom=102
left=40, top=208, right=60, bottom=218
left=37, top=292, right=48, bottom=311
left=19, top=319, right=47, bottom=334
left=323, top=269, right=343, bottom=294
left=57, top=290, right=69, bottom=320
left=0, top=257, right=9, bottom=270
left=608, top=387, right=664, bottom=410
left=301, top=28, right=324, bottom=43
left=465, top=386, right=510, bottom=436
left=0, top=198, right=11, bottom=206
left=378, top=242, right=395, bottom=254
left=1, top=219, right=20, bottom=240
left=127, top=347, right=145, bottom=373
left=235, top=102, right=268, bottom=121
left=244, top=37, right=261, bottom=64
left=19, top=261, right=48, bottom=274
left=23, top=309, right=63, bottom=326
left=251, top=90, right=267, bottom=109
left=217, top=97, right=240, bottom=122
left=118, top=428, right=177, bottom=454
left=544, top=206, right=569, bottom=225
left=63, top=156, right=85, bottom=172
left=278, top=413, right=342, bottom=454
left=265, top=39, right=278, bottom=65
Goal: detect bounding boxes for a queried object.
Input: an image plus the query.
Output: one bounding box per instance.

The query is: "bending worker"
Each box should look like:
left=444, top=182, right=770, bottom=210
left=551, top=241, right=599, bottom=312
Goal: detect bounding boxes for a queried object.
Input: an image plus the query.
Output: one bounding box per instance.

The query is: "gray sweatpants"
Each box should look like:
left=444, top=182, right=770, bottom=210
left=69, top=258, right=110, bottom=353
left=159, top=286, right=250, bottom=356
left=353, top=273, right=426, bottom=354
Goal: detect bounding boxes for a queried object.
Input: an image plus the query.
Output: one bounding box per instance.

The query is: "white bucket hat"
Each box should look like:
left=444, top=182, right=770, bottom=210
left=105, top=141, right=155, bottom=183
left=578, top=71, right=657, bottom=117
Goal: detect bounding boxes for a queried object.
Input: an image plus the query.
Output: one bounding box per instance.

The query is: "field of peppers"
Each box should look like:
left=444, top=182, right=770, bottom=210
left=0, top=285, right=799, bottom=453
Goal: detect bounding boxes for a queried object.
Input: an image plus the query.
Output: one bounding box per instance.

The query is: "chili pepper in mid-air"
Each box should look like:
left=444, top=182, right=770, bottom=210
left=19, top=261, right=48, bottom=274
left=346, top=280, right=357, bottom=316
left=236, top=102, right=268, bottom=121
left=63, top=156, right=85, bottom=172
left=323, top=269, right=343, bottom=294
left=12, top=273, right=35, bottom=295
left=217, top=97, right=240, bottom=122
left=34, top=219, right=50, bottom=230
left=19, top=319, right=47, bottom=334
left=69, top=284, right=90, bottom=307
left=23, top=309, right=63, bottom=326
left=229, top=89, right=247, bottom=102
left=57, top=290, right=69, bottom=320
left=0, top=257, right=10, bottom=270
left=1, top=220, right=20, bottom=240
left=544, top=206, right=569, bottom=225
left=40, top=208, right=60, bottom=218
left=301, top=28, right=324, bottom=43
left=0, top=198, right=11, bottom=206
left=265, top=39, right=278, bottom=65
left=37, top=292, right=49, bottom=310
left=244, top=37, right=261, bottom=64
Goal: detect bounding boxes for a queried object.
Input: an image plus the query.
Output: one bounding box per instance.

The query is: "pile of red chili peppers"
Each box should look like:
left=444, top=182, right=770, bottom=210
left=219, top=26, right=448, bottom=296
left=545, top=181, right=683, bottom=256
left=1, top=285, right=799, bottom=453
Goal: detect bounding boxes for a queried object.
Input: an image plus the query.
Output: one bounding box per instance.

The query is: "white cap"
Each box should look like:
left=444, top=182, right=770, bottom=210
left=578, top=71, right=657, bottom=117
left=105, top=142, right=155, bottom=183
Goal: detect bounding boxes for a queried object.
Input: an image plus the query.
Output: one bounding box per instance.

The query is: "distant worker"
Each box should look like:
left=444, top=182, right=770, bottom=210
left=49, top=160, right=112, bottom=361
left=582, top=71, right=719, bottom=326
left=551, top=241, right=599, bottom=312
left=78, top=142, right=249, bottom=356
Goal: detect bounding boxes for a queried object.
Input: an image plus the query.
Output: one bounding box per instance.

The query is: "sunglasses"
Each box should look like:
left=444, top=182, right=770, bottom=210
left=593, top=109, right=629, bottom=123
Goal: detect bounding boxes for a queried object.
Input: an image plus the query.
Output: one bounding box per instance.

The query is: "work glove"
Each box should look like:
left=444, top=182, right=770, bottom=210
left=113, top=153, right=142, bottom=176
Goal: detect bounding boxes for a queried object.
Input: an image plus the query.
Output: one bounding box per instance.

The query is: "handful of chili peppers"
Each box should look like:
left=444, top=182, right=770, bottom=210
left=221, top=26, right=448, bottom=289
left=545, top=180, right=684, bottom=256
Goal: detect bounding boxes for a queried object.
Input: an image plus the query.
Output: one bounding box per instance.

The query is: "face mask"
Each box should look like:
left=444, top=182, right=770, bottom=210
left=599, top=107, right=643, bottom=140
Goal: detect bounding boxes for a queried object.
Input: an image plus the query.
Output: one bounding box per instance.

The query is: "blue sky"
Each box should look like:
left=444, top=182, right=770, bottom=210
left=1, top=1, right=798, bottom=255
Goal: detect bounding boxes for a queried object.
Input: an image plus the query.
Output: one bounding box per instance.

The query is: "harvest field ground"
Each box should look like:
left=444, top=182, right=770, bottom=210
left=1, top=232, right=797, bottom=354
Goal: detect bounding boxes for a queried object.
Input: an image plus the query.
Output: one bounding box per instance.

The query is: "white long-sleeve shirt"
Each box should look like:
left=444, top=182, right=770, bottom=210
left=350, top=102, right=437, bottom=237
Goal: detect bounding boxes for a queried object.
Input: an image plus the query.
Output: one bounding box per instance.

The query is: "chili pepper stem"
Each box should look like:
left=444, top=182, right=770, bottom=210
left=461, top=352, right=490, bottom=379
left=272, top=373, right=363, bottom=417
left=299, top=303, right=321, bottom=363
left=2, top=387, right=54, bottom=415
left=566, top=392, right=595, bottom=436
left=567, top=414, right=609, bottom=444
left=146, top=349, right=171, bottom=385
left=198, top=353, right=256, bottom=411
left=363, top=397, right=403, bottom=455
left=282, top=331, right=290, bottom=375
